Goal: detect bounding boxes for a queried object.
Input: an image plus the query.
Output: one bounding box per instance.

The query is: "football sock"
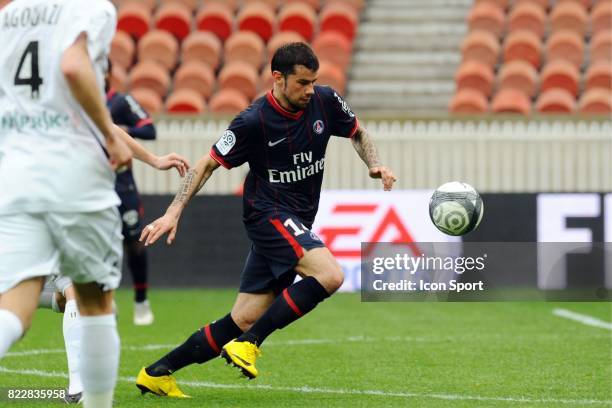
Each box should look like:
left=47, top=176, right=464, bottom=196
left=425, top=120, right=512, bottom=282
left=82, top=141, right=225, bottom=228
left=80, top=314, right=119, bottom=408
left=0, top=309, right=23, bottom=358
left=238, top=276, right=329, bottom=346
left=146, top=313, right=242, bottom=377
left=63, top=299, right=83, bottom=395
left=126, top=241, right=148, bottom=302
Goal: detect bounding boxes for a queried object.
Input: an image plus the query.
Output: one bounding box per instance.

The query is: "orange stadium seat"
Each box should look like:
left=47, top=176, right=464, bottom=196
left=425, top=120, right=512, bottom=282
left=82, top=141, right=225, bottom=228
left=461, top=30, right=500, bottom=67
left=181, top=31, right=222, bottom=70
left=590, top=30, right=612, bottom=62
left=468, top=2, right=505, bottom=38
left=154, top=2, right=192, bottom=41
left=114, top=0, right=156, bottom=12
left=497, top=60, right=538, bottom=97
left=319, top=2, right=359, bottom=41
left=237, top=2, right=276, bottom=42
left=196, top=2, right=234, bottom=41
left=224, top=31, right=265, bottom=70
left=278, top=2, right=318, bottom=42
left=474, top=0, right=508, bottom=9
left=503, top=30, right=542, bottom=68
left=110, top=30, right=135, bottom=70
left=508, top=2, right=546, bottom=38
left=585, top=61, right=612, bottom=90
left=536, top=88, right=576, bottom=113
left=591, top=2, right=612, bottom=34
left=312, top=31, right=352, bottom=70
left=448, top=89, right=489, bottom=113
left=455, top=60, right=495, bottom=97
left=109, top=64, right=128, bottom=93
left=130, top=87, right=163, bottom=114
left=117, top=2, right=151, bottom=40
left=317, top=61, right=346, bottom=94
left=243, top=0, right=279, bottom=9
left=174, top=61, right=216, bottom=100
left=166, top=89, right=207, bottom=114
left=550, top=2, right=588, bottom=35
left=326, top=0, right=365, bottom=13
left=206, top=0, right=240, bottom=13
left=514, top=0, right=549, bottom=10
left=546, top=30, right=584, bottom=68
left=285, top=0, right=321, bottom=11
left=579, top=89, right=612, bottom=113
left=556, top=0, right=591, bottom=9
left=267, top=31, right=306, bottom=61
left=540, top=60, right=580, bottom=96
left=218, top=61, right=259, bottom=100
left=129, top=61, right=171, bottom=98
left=209, top=89, right=251, bottom=113
left=138, top=30, right=179, bottom=71
left=161, top=0, right=200, bottom=13
left=0, top=0, right=10, bottom=9
left=491, top=88, right=531, bottom=114
left=259, top=65, right=274, bottom=93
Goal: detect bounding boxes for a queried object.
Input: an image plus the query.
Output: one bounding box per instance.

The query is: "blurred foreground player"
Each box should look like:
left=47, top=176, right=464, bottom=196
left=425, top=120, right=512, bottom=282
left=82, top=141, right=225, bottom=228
left=106, top=60, right=156, bottom=325
left=135, top=42, right=397, bottom=397
left=0, top=1, right=131, bottom=407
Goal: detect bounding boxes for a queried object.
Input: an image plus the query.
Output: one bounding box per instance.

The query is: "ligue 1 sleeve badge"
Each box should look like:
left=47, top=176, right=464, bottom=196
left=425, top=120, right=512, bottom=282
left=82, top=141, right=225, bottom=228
left=313, top=120, right=324, bottom=134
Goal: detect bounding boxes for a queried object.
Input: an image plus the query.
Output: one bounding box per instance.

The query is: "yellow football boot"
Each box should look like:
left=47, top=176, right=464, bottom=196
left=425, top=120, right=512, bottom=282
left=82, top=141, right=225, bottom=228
left=135, top=367, right=190, bottom=398
left=221, top=339, right=261, bottom=379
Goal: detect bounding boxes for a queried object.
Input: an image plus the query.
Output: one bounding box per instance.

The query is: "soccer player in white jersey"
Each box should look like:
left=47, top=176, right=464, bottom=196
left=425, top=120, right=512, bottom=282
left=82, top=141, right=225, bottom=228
left=0, top=1, right=131, bottom=407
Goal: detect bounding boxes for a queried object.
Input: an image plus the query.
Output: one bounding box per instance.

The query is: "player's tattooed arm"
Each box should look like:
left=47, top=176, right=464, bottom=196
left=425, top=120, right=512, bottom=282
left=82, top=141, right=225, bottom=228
left=351, top=124, right=398, bottom=191
left=351, top=124, right=382, bottom=169
left=168, top=156, right=220, bottom=216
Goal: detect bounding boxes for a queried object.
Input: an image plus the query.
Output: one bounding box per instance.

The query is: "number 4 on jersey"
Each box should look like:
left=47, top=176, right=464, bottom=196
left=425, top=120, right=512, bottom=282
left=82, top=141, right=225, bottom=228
left=14, top=41, right=43, bottom=99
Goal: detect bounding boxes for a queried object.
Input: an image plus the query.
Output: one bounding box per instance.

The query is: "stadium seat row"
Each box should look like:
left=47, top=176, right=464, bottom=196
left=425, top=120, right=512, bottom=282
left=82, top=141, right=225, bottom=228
left=451, top=0, right=612, bottom=114
left=109, top=0, right=360, bottom=114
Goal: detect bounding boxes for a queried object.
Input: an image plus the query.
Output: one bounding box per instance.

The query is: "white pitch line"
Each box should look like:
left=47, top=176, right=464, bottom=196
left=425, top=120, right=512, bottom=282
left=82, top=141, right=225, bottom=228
left=553, top=308, right=612, bottom=331
left=0, top=366, right=609, bottom=406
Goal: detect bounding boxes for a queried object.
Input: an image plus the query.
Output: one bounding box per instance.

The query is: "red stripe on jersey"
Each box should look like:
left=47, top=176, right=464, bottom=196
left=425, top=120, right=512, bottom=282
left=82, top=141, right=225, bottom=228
left=348, top=117, right=359, bottom=139
left=282, top=289, right=303, bottom=317
left=204, top=325, right=220, bottom=354
left=269, top=219, right=304, bottom=258
left=266, top=91, right=304, bottom=120
left=209, top=148, right=232, bottom=169
left=136, top=118, right=153, bottom=128
left=106, top=88, right=116, bottom=101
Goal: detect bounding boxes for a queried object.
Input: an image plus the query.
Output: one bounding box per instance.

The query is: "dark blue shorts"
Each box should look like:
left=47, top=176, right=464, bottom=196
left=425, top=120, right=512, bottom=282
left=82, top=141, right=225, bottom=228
left=239, top=212, right=326, bottom=294
left=116, top=169, right=144, bottom=242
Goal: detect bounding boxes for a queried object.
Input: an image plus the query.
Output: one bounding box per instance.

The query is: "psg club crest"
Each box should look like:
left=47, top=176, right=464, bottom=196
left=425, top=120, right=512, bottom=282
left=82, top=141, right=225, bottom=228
left=313, top=120, right=324, bottom=135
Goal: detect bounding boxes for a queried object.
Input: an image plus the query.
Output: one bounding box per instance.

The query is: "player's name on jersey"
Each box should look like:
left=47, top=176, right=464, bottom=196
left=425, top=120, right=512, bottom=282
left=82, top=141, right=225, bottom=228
left=268, top=152, right=325, bottom=184
left=2, top=3, right=63, bottom=29
left=1, top=111, right=69, bottom=131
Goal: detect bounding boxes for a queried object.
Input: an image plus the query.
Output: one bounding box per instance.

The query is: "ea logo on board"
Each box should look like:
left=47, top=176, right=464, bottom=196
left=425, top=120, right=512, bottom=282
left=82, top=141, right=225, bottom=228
left=313, top=120, right=324, bottom=134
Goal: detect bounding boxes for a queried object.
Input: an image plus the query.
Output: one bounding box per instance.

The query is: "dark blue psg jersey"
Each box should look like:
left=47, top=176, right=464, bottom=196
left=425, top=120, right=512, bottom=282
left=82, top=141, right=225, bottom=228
left=210, top=86, right=359, bottom=226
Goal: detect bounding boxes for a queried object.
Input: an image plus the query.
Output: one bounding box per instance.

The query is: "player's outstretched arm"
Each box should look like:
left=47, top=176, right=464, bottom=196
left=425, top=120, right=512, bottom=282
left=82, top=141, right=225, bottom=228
left=350, top=124, right=397, bottom=191
left=113, top=125, right=190, bottom=176
left=61, top=34, right=131, bottom=169
left=140, top=154, right=220, bottom=246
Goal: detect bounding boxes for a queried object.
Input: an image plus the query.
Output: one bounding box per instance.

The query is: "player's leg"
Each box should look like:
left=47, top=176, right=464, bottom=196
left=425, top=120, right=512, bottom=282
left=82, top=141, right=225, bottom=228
left=0, top=277, right=45, bottom=357
left=222, top=214, right=341, bottom=378
left=136, top=249, right=275, bottom=396
left=48, top=209, right=122, bottom=408
left=60, top=282, right=84, bottom=402
left=0, top=212, right=58, bottom=357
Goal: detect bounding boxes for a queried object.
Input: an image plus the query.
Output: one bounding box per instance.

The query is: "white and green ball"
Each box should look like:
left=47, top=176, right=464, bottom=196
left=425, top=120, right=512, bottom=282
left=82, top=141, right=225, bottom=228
left=429, top=182, right=484, bottom=236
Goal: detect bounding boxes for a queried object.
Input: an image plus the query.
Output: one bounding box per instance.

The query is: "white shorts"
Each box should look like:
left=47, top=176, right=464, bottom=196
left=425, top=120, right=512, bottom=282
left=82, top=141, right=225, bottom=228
left=43, top=274, right=73, bottom=296
left=0, top=208, right=123, bottom=294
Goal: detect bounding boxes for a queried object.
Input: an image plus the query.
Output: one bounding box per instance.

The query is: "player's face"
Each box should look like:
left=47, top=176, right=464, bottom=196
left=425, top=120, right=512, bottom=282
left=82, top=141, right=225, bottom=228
left=276, top=65, right=317, bottom=111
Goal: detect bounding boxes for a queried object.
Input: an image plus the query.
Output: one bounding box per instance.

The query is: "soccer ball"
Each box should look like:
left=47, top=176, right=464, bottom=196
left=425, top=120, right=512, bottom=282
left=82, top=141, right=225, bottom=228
left=429, top=181, right=484, bottom=236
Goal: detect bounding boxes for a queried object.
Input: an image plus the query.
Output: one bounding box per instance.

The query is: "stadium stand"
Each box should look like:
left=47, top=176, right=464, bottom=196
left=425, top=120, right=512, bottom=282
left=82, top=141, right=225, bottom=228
left=451, top=0, right=612, bottom=114
left=110, top=0, right=361, bottom=114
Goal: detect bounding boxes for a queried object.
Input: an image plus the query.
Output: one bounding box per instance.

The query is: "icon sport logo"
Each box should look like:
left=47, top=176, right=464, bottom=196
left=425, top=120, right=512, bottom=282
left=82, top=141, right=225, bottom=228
left=313, top=120, right=324, bottom=134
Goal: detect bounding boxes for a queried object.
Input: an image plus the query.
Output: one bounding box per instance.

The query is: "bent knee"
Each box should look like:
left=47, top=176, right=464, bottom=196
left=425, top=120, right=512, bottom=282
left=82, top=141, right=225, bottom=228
left=321, top=265, right=344, bottom=294
left=231, top=313, right=257, bottom=333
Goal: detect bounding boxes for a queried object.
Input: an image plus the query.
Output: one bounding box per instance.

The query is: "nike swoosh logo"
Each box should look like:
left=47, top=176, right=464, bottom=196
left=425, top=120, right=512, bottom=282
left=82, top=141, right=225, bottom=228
left=233, top=354, right=252, bottom=367
left=268, top=138, right=286, bottom=147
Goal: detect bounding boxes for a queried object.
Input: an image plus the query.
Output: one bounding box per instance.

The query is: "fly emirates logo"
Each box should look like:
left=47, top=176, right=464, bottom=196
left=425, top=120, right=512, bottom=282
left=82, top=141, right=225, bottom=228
left=268, top=151, right=325, bottom=183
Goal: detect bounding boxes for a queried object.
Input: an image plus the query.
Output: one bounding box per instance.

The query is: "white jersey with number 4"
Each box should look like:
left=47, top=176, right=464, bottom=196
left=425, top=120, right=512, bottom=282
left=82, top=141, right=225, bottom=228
left=0, top=0, right=120, bottom=215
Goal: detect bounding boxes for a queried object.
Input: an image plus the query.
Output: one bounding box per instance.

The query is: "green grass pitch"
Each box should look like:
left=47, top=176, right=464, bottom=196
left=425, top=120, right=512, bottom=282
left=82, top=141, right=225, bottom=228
left=1, top=289, right=610, bottom=407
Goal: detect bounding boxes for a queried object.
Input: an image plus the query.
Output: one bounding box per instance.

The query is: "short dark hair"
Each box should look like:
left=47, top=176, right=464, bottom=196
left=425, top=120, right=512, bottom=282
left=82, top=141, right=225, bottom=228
left=271, top=42, right=319, bottom=76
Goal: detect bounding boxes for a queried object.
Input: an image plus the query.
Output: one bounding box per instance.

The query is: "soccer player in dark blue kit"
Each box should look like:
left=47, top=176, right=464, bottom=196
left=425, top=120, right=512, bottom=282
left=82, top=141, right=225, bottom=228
left=135, top=43, right=397, bottom=397
left=105, top=61, right=156, bottom=325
